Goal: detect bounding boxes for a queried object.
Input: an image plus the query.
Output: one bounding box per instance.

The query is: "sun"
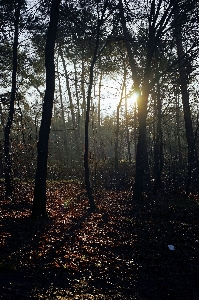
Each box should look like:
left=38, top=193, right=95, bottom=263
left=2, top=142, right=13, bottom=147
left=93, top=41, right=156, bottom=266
left=128, top=92, right=139, bottom=108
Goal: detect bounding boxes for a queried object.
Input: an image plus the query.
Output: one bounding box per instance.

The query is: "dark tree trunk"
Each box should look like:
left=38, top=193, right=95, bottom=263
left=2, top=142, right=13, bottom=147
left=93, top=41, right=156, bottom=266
left=84, top=1, right=109, bottom=210
left=81, top=56, right=86, bottom=127
left=173, top=4, right=199, bottom=194
left=31, top=0, right=61, bottom=218
left=133, top=104, right=137, bottom=160
left=119, top=0, right=179, bottom=199
left=119, top=0, right=152, bottom=199
left=84, top=54, right=98, bottom=211
left=175, top=93, right=182, bottom=165
left=153, top=80, right=164, bottom=195
left=4, top=0, right=21, bottom=198
left=133, top=91, right=149, bottom=199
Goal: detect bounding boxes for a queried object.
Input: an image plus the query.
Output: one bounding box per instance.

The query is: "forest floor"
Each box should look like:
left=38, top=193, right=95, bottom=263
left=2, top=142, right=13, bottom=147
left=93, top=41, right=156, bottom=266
left=0, top=181, right=199, bottom=300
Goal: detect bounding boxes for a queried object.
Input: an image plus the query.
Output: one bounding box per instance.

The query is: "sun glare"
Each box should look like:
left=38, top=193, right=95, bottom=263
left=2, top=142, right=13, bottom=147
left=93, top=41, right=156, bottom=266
left=128, top=92, right=138, bottom=108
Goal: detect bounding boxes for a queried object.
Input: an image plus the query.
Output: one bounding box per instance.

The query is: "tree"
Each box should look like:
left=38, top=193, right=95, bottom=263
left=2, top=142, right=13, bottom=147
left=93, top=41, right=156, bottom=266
left=31, top=0, right=61, bottom=218
left=118, top=0, right=157, bottom=199
left=118, top=0, right=198, bottom=198
left=84, top=1, right=109, bottom=211
left=4, top=0, right=23, bottom=197
left=173, top=0, right=199, bottom=195
left=115, top=64, right=126, bottom=169
left=152, top=78, right=164, bottom=195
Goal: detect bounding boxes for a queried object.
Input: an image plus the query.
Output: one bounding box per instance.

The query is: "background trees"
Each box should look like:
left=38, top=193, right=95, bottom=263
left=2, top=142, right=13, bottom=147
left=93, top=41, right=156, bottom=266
left=2, top=0, right=24, bottom=197
left=0, top=0, right=199, bottom=209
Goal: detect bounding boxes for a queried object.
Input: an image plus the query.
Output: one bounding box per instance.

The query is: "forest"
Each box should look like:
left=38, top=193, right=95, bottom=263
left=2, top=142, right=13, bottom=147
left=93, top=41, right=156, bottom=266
left=0, top=0, right=199, bottom=299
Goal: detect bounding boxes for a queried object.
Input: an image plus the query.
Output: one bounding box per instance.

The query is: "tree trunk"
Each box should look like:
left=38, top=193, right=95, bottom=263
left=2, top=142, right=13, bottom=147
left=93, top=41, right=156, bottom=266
left=119, top=0, right=153, bottom=199
left=31, top=0, right=61, bottom=218
left=125, top=85, right=131, bottom=163
left=115, top=69, right=126, bottom=169
left=57, top=66, right=68, bottom=166
left=84, top=79, right=97, bottom=210
left=84, top=3, right=108, bottom=210
left=133, top=103, right=137, bottom=160
left=133, top=91, right=149, bottom=199
left=81, top=55, right=86, bottom=138
left=59, top=48, right=80, bottom=161
left=74, top=60, right=80, bottom=134
left=153, top=80, right=164, bottom=195
left=173, top=5, right=199, bottom=194
left=175, top=91, right=183, bottom=164
left=98, top=70, right=102, bottom=128
left=4, top=0, right=21, bottom=198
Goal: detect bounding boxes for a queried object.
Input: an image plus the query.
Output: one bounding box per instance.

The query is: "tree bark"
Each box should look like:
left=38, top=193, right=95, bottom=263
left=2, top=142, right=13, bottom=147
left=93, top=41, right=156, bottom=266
left=4, top=0, right=21, bottom=197
left=31, top=0, right=61, bottom=218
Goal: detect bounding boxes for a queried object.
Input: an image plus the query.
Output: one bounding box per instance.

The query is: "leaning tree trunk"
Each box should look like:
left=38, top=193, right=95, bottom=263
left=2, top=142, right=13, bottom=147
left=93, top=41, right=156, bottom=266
left=4, top=0, right=21, bottom=198
left=31, top=0, right=61, bottom=218
left=173, top=5, right=199, bottom=195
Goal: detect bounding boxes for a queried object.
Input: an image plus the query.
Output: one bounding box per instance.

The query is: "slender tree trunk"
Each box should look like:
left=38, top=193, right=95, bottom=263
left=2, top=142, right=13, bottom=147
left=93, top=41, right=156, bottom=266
left=175, top=92, right=182, bottom=164
left=84, top=1, right=109, bottom=210
left=81, top=55, right=86, bottom=138
left=4, top=0, right=21, bottom=197
left=173, top=5, right=199, bottom=194
left=98, top=70, right=102, bottom=128
left=125, top=85, right=131, bottom=163
left=133, top=103, right=137, bottom=160
left=57, top=67, right=68, bottom=166
left=74, top=60, right=80, bottom=134
left=97, top=71, right=105, bottom=161
left=59, top=48, right=80, bottom=160
left=31, top=0, right=61, bottom=218
left=153, top=80, right=164, bottom=195
left=115, top=69, right=126, bottom=169
left=84, top=69, right=98, bottom=210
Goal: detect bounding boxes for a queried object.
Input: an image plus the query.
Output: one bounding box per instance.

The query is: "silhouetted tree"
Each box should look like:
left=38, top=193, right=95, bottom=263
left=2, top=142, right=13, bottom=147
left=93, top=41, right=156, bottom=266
left=32, top=0, right=61, bottom=218
left=4, top=0, right=23, bottom=197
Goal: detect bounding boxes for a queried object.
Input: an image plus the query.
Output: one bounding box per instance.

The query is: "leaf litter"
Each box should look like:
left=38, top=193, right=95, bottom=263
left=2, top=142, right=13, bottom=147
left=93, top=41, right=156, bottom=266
left=0, top=181, right=199, bottom=299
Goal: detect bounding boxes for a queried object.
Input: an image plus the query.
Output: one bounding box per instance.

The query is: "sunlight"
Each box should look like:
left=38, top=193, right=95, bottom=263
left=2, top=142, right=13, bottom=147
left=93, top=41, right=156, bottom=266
left=128, top=92, right=139, bottom=108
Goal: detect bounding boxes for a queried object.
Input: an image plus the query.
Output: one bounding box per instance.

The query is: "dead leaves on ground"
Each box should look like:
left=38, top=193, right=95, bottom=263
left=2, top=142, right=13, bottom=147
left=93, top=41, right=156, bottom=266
left=0, top=182, right=199, bottom=299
